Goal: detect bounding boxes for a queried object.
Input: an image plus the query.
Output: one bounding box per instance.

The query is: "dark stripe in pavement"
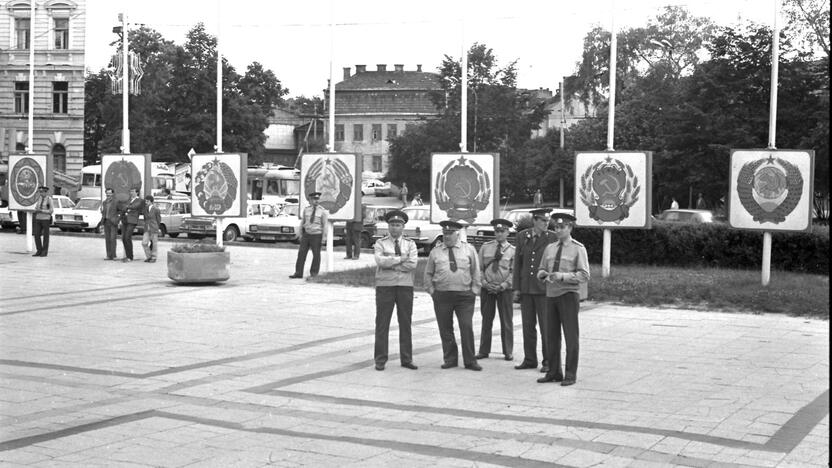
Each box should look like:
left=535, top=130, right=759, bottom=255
left=0, top=359, right=139, bottom=378
left=0, top=286, right=201, bottom=316
left=765, top=389, right=829, bottom=452
left=0, top=280, right=161, bottom=302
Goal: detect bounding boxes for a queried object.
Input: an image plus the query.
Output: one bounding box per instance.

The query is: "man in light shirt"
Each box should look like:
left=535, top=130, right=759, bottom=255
left=373, top=210, right=419, bottom=371
left=476, top=218, right=515, bottom=361
left=424, top=220, right=482, bottom=371
left=290, top=192, right=329, bottom=279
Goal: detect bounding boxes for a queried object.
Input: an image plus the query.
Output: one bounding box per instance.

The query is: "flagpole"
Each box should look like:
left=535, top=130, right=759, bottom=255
left=762, top=0, right=779, bottom=286
left=325, top=0, right=336, bottom=273
left=602, top=0, right=617, bottom=278
left=25, top=0, right=35, bottom=252
left=215, top=0, right=224, bottom=247
left=460, top=17, right=467, bottom=153
left=122, top=12, right=129, bottom=154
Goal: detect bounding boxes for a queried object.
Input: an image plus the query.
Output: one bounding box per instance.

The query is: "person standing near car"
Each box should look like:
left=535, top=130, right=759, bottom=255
left=120, top=188, right=144, bottom=263
left=476, top=218, right=515, bottom=361
left=373, top=210, right=419, bottom=371
left=424, top=220, right=482, bottom=371
left=513, top=208, right=557, bottom=373
left=536, top=213, right=589, bottom=386
left=344, top=218, right=363, bottom=260
left=100, top=188, right=120, bottom=260
left=400, top=182, right=409, bottom=206
left=290, top=192, right=328, bottom=278
left=142, top=195, right=161, bottom=263
left=31, top=186, right=53, bottom=257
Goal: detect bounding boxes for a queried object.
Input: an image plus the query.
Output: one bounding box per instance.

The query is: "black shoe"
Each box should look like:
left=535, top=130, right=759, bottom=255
left=440, top=362, right=458, bottom=369
left=375, top=363, right=385, bottom=371
left=401, top=362, right=418, bottom=370
left=504, top=354, right=513, bottom=361
left=540, top=366, right=549, bottom=374
left=122, top=258, right=132, bottom=262
left=148, top=258, right=156, bottom=263
left=514, top=362, right=537, bottom=370
left=289, top=274, right=303, bottom=279
left=561, top=379, right=576, bottom=386
left=144, top=258, right=152, bottom=263
left=344, top=256, right=352, bottom=259
left=464, top=363, right=482, bottom=371
left=537, top=374, right=564, bottom=383
left=475, top=353, right=489, bottom=359
left=32, top=252, right=41, bottom=257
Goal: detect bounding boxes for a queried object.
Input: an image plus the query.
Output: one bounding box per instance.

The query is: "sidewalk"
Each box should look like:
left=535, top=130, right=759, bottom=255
left=0, top=232, right=828, bottom=467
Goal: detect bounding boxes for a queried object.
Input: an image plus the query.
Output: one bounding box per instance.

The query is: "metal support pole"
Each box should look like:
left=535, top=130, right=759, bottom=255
left=762, top=0, right=779, bottom=286
left=559, top=79, right=566, bottom=208
left=460, top=18, right=467, bottom=153
left=215, top=0, right=223, bottom=248
left=122, top=13, right=130, bottom=154
left=602, top=2, right=617, bottom=278
left=25, top=0, right=36, bottom=252
left=325, top=2, right=336, bottom=273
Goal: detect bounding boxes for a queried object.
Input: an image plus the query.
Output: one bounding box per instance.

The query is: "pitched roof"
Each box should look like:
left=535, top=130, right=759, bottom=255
left=336, top=71, right=442, bottom=91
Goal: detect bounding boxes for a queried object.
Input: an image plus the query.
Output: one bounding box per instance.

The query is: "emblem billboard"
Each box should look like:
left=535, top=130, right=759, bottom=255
left=8, top=154, right=51, bottom=211
left=191, top=153, right=248, bottom=217
left=575, top=151, right=652, bottom=229
left=430, top=153, right=499, bottom=225
left=728, top=149, right=814, bottom=232
left=101, top=154, right=151, bottom=204
left=300, top=153, right=361, bottom=222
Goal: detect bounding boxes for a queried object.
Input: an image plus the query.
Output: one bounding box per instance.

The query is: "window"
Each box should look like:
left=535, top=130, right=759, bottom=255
left=387, top=124, right=397, bottom=140
left=52, top=144, right=66, bottom=172
left=15, top=18, right=30, bottom=49
left=14, top=82, right=29, bottom=114
left=372, top=155, right=382, bottom=172
left=334, top=124, right=344, bottom=141
left=54, top=18, right=69, bottom=49
left=353, top=124, right=363, bottom=142
left=53, top=82, right=69, bottom=113
left=371, top=124, right=381, bottom=141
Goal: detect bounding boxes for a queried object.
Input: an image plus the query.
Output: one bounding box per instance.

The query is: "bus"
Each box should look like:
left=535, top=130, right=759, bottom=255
left=247, top=165, right=300, bottom=207
left=76, top=162, right=177, bottom=200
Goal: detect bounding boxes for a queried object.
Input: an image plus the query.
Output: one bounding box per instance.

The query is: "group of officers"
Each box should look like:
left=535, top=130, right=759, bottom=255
left=292, top=194, right=590, bottom=386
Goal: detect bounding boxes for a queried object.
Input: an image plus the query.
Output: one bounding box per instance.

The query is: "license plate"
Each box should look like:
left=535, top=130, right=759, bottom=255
left=261, top=235, right=275, bottom=240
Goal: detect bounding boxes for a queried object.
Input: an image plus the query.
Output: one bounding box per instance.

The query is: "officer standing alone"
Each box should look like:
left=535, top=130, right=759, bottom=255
left=476, top=218, right=515, bottom=361
left=290, top=192, right=329, bottom=279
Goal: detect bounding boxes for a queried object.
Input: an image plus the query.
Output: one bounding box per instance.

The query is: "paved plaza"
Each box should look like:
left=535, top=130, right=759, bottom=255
left=0, top=232, right=828, bottom=467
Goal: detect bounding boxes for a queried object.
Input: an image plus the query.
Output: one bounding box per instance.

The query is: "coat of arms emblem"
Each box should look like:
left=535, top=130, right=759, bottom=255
left=11, top=157, right=43, bottom=206
left=579, top=156, right=640, bottom=223
left=305, top=157, right=353, bottom=213
left=736, top=155, right=803, bottom=223
left=104, top=159, right=143, bottom=203
left=434, top=155, right=491, bottom=223
left=195, top=157, right=238, bottom=215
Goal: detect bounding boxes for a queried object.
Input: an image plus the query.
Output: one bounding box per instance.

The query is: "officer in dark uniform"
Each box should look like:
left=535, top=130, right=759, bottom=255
left=513, top=208, right=557, bottom=373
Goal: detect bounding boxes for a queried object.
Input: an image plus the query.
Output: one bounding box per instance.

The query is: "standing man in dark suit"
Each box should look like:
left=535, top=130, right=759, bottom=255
left=120, top=188, right=144, bottom=263
left=513, top=208, right=557, bottom=373
left=290, top=192, right=329, bottom=278
left=141, top=195, right=162, bottom=263
left=100, top=188, right=119, bottom=260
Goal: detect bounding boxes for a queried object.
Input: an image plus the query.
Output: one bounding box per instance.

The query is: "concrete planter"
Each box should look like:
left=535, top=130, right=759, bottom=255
left=167, top=251, right=230, bottom=283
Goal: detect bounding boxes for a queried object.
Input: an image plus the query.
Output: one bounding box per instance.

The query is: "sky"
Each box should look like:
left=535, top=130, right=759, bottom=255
left=84, top=0, right=776, bottom=98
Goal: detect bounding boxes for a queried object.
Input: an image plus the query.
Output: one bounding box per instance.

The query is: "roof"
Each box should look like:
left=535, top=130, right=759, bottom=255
left=336, top=71, right=442, bottom=91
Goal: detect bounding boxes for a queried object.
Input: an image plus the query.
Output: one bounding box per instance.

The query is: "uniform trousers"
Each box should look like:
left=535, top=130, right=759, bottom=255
left=544, top=292, right=580, bottom=380
left=293, top=232, right=322, bottom=276
left=374, top=286, right=414, bottom=366
left=103, top=221, right=118, bottom=259
left=478, top=288, right=514, bottom=357
left=519, top=294, right=548, bottom=367
left=33, top=218, right=51, bottom=255
left=432, top=291, right=477, bottom=366
left=121, top=223, right=136, bottom=260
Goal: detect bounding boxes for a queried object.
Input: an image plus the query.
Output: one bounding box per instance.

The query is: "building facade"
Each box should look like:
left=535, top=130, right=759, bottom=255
left=329, top=64, right=441, bottom=176
left=0, top=0, right=85, bottom=179
left=529, top=86, right=597, bottom=139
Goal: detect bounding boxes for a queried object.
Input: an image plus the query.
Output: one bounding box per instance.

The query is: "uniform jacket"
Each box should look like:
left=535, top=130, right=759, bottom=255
left=424, top=240, right=481, bottom=295
left=479, top=240, right=515, bottom=291
left=538, top=237, right=590, bottom=297
left=513, top=228, right=558, bottom=295
left=301, top=204, right=329, bottom=236
left=374, top=234, right=418, bottom=287
left=143, top=203, right=162, bottom=234
left=121, top=197, right=145, bottom=225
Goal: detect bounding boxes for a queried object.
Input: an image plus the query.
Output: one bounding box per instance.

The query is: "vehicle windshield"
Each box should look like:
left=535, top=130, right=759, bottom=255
left=402, top=207, right=429, bottom=221
left=81, top=173, right=100, bottom=186
left=279, top=205, right=299, bottom=217
left=506, top=211, right=531, bottom=223
left=75, top=199, right=100, bottom=210
left=154, top=201, right=172, bottom=212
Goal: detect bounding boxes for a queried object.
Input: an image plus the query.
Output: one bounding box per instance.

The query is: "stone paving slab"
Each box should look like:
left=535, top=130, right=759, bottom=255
left=0, top=232, right=828, bottom=467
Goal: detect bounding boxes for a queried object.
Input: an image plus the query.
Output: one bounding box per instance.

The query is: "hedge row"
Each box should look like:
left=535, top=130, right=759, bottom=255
left=471, top=221, right=829, bottom=275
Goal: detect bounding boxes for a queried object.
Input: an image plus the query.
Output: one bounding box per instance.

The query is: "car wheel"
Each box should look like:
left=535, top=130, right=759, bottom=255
left=223, top=225, right=239, bottom=242
left=168, top=232, right=179, bottom=238
left=159, top=224, right=168, bottom=237
left=360, top=232, right=371, bottom=249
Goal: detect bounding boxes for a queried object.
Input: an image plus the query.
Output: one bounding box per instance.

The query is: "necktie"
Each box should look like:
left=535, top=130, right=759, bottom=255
left=448, top=245, right=457, bottom=272
left=553, top=243, right=563, bottom=273
left=394, top=239, right=401, bottom=256
left=492, top=244, right=502, bottom=272
left=310, top=206, right=317, bottom=224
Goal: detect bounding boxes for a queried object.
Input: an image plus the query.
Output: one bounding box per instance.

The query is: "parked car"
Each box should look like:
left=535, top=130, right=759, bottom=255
left=0, top=206, right=17, bottom=229
left=153, top=198, right=192, bottom=237
left=54, top=197, right=103, bottom=233
left=361, top=179, right=386, bottom=196
left=655, top=209, right=720, bottom=224
left=248, top=203, right=301, bottom=242
left=333, top=204, right=400, bottom=248
left=475, top=207, right=574, bottom=236
left=374, top=205, right=478, bottom=254
left=180, top=201, right=277, bottom=242
left=50, top=195, right=76, bottom=228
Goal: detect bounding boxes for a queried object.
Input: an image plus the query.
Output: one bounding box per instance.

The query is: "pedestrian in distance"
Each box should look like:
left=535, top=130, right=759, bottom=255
left=289, top=192, right=329, bottom=279
left=120, top=188, right=145, bottom=263
left=533, top=189, right=543, bottom=208
left=411, top=192, right=423, bottom=206
left=424, top=220, right=482, bottom=371
left=536, top=213, right=589, bottom=386
left=513, top=208, right=557, bottom=373
left=32, top=186, right=53, bottom=257
left=670, top=197, right=679, bottom=209
left=373, top=210, right=419, bottom=371
left=344, top=218, right=363, bottom=260
left=476, top=218, right=515, bottom=361
left=400, top=182, right=409, bottom=206
left=142, top=195, right=161, bottom=263
left=696, top=193, right=706, bottom=209
left=100, top=188, right=120, bottom=260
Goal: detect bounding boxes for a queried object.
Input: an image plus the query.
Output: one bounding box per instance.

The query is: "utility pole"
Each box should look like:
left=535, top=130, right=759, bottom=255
left=559, top=79, right=566, bottom=208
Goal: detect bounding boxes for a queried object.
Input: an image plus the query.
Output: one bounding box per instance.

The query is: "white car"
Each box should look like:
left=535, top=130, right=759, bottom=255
left=50, top=195, right=76, bottom=228
left=361, top=179, right=387, bottom=196
left=180, top=201, right=277, bottom=242
left=54, top=197, right=103, bottom=233
left=0, top=206, right=17, bottom=229
left=248, top=203, right=301, bottom=242
left=374, top=205, right=477, bottom=254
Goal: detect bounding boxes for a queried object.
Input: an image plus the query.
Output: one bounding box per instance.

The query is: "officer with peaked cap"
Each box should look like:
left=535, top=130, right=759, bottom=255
left=424, top=219, right=483, bottom=370
left=373, top=210, right=419, bottom=371
left=536, top=213, right=589, bottom=386
left=290, top=192, right=329, bottom=278
left=476, top=218, right=516, bottom=361
left=513, top=208, right=557, bottom=373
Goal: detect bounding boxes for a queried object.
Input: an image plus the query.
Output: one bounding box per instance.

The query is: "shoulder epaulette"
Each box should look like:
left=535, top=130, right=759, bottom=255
left=572, top=239, right=585, bottom=247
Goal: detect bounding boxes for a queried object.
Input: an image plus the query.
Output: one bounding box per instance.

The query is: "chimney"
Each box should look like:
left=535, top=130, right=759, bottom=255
left=394, top=64, right=404, bottom=72
left=343, top=67, right=351, bottom=80
left=355, top=64, right=366, bottom=73
left=416, top=64, right=422, bottom=72
left=377, top=64, right=387, bottom=72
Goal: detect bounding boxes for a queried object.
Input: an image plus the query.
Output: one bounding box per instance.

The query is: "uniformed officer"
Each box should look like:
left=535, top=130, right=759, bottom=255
left=373, top=210, right=419, bottom=371
left=476, top=218, right=515, bottom=361
left=513, top=208, right=557, bottom=373
left=424, top=220, right=482, bottom=371
left=290, top=192, right=329, bottom=278
left=536, top=213, right=589, bottom=386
